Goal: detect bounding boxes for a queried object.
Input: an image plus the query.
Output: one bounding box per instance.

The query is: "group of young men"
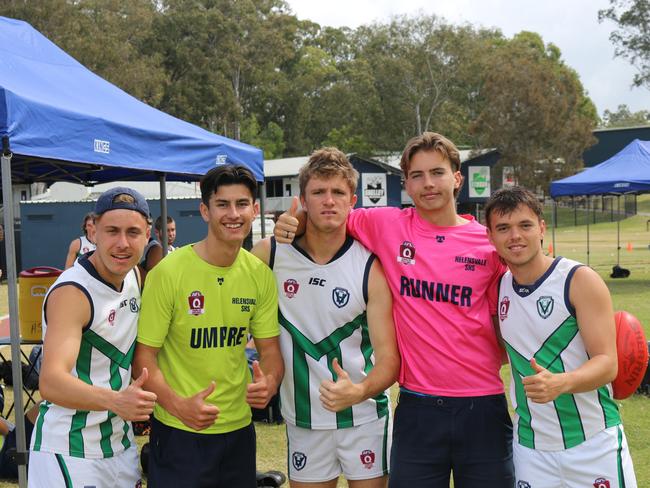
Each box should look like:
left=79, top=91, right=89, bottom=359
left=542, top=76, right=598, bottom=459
left=28, top=131, right=636, bottom=488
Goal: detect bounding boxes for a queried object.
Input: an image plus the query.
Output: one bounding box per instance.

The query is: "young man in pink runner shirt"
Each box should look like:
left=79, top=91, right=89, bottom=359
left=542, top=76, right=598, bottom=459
left=275, top=132, right=514, bottom=488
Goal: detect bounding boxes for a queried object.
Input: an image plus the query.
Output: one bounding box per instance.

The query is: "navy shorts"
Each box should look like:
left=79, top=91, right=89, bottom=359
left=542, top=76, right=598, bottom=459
left=389, top=391, right=514, bottom=488
left=147, top=416, right=256, bottom=488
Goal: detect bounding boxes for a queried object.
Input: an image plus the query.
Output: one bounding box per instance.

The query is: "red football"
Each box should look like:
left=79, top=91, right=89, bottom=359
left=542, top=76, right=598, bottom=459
left=612, top=311, right=649, bottom=400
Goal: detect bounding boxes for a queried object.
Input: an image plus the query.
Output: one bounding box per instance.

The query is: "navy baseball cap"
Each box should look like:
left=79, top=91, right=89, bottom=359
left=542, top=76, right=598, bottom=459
left=94, top=187, right=150, bottom=219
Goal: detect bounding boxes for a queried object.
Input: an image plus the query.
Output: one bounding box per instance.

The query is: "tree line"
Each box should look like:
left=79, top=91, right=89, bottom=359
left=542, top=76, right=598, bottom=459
left=1, top=0, right=603, bottom=191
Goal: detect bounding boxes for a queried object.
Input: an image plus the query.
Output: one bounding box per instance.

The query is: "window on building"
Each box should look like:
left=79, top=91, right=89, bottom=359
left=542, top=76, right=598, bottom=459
left=266, top=179, right=284, bottom=198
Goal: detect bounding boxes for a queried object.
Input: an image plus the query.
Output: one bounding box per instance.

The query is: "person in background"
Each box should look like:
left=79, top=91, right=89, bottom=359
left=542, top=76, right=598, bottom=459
left=64, top=213, right=96, bottom=269
left=139, top=215, right=177, bottom=282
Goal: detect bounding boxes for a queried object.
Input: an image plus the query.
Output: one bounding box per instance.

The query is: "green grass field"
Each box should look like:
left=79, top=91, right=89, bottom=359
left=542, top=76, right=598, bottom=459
left=2, top=208, right=650, bottom=487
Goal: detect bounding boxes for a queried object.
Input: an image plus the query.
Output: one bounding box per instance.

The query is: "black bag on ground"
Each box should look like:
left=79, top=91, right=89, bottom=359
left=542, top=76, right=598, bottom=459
left=610, top=265, right=630, bottom=278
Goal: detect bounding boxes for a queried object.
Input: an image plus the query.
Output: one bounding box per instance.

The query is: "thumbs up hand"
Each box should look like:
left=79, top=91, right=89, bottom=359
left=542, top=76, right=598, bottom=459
left=174, top=381, right=220, bottom=431
left=319, top=358, right=362, bottom=412
left=247, top=361, right=275, bottom=409
left=274, top=196, right=301, bottom=243
left=112, top=367, right=157, bottom=421
left=522, top=358, right=567, bottom=404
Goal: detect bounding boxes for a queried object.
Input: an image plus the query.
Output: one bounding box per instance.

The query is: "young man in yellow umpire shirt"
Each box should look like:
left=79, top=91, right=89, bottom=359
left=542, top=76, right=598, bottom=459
left=134, top=164, right=284, bottom=487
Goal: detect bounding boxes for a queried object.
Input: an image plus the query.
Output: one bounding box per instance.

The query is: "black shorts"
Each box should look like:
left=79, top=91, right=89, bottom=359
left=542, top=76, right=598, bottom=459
left=389, top=391, right=514, bottom=488
left=147, top=416, right=256, bottom=488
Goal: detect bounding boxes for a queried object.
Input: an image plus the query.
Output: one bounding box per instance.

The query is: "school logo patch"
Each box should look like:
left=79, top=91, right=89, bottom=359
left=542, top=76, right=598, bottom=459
left=217, top=277, right=224, bottom=285
left=536, top=296, right=554, bottom=319
left=108, top=309, right=116, bottom=327
left=332, top=287, right=350, bottom=308
left=292, top=451, right=307, bottom=471
left=436, top=235, right=445, bottom=243
left=284, top=279, right=299, bottom=298
left=360, top=449, right=375, bottom=469
left=397, top=241, right=416, bottom=265
left=499, top=296, right=510, bottom=321
left=517, top=482, right=531, bottom=488
left=593, top=478, right=610, bottom=488
left=188, top=291, right=205, bottom=316
left=129, top=297, right=139, bottom=313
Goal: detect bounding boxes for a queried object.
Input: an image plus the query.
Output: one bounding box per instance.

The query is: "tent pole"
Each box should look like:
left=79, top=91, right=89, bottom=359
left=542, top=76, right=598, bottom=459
left=1, top=139, right=28, bottom=488
left=586, top=196, right=590, bottom=267
left=617, top=195, right=621, bottom=266
left=552, top=199, right=556, bottom=258
left=159, top=174, right=168, bottom=257
left=259, top=181, right=267, bottom=238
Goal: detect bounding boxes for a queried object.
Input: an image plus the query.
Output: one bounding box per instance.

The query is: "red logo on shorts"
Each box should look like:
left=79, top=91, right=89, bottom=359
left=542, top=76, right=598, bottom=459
left=499, top=296, right=510, bottom=321
left=108, top=309, right=116, bottom=326
left=360, top=449, right=375, bottom=469
left=188, top=291, right=205, bottom=315
left=594, top=478, right=610, bottom=488
left=284, top=279, right=299, bottom=298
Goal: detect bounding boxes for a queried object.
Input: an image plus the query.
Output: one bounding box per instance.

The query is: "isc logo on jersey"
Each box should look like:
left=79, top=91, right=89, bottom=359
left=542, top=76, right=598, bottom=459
left=593, top=478, right=610, bottom=488
left=188, top=291, right=205, bottom=315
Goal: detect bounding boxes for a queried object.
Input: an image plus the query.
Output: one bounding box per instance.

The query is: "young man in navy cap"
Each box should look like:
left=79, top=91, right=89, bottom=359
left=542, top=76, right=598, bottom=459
left=29, top=187, right=157, bottom=487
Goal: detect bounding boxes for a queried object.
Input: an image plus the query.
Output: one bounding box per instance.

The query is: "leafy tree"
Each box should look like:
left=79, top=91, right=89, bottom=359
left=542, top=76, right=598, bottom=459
left=601, top=104, right=650, bottom=127
left=599, top=0, right=650, bottom=88
left=470, top=32, right=597, bottom=192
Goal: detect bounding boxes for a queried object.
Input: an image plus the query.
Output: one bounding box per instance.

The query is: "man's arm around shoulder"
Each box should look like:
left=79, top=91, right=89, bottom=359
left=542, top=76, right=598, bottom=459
left=39, top=285, right=155, bottom=421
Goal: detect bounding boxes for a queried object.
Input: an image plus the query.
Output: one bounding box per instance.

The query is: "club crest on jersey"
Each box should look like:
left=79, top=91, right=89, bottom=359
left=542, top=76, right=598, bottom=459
left=129, top=297, right=139, bottom=313
left=217, top=277, right=224, bottom=285
left=108, top=309, right=116, bottom=326
left=436, top=235, right=445, bottom=243
left=332, top=287, right=350, bottom=308
left=284, top=279, right=300, bottom=298
left=292, top=451, right=307, bottom=471
left=517, top=482, right=531, bottom=488
left=593, top=478, right=610, bottom=488
left=499, top=296, right=510, bottom=321
left=188, top=291, right=205, bottom=316
left=397, top=241, right=416, bottom=265
left=536, top=296, right=554, bottom=318
left=360, top=449, right=375, bottom=469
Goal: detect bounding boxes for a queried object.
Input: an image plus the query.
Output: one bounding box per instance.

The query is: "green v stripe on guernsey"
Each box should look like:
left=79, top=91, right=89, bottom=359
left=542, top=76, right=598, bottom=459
left=360, top=320, right=388, bottom=417
left=32, top=401, right=51, bottom=451
left=327, top=347, right=353, bottom=428
left=83, top=331, right=136, bottom=370
left=617, top=425, right=627, bottom=488
left=505, top=315, right=586, bottom=449
left=55, top=454, right=73, bottom=488
left=69, top=339, right=94, bottom=456
left=99, top=412, right=116, bottom=458
left=597, top=383, right=621, bottom=428
left=280, top=311, right=367, bottom=428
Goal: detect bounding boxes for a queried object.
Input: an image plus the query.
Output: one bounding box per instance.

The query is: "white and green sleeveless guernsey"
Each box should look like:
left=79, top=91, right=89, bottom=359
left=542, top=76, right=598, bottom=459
left=76, top=235, right=96, bottom=258
left=31, top=254, right=140, bottom=459
left=271, top=236, right=390, bottom=430
left=498, top=256, right=620, bottom=451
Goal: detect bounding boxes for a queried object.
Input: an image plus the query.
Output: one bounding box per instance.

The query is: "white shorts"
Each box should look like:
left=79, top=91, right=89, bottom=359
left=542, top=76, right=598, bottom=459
left=513, top=425, right=637, bottom=488
left=28, top=446, right=141, bottom=488
left=287, top=414, right=391, bottom=483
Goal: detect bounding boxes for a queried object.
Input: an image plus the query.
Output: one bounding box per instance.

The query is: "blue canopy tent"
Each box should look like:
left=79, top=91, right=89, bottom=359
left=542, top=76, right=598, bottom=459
left=549, top=139, right=650, bottom=268
left=1, top=16, right=264, bottom=485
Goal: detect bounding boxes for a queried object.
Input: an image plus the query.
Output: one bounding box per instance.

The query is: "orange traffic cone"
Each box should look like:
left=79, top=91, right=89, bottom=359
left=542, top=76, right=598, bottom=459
left=627, top=242, right=633, bottom=252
